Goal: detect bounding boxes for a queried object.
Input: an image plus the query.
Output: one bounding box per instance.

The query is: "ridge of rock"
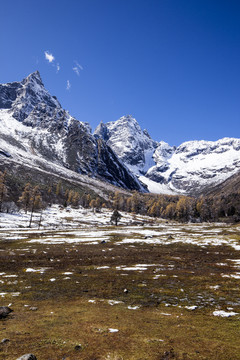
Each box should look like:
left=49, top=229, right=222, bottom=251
left=95, top=117, right=240, bottom=195
left=94, top=115, right=158, bottom=175
left=0, top=72, right=144, bottom=192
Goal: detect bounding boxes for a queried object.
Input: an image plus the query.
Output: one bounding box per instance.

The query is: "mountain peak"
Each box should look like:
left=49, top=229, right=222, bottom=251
left=95, top=115, right=158, bottom=175
left=22, top=70, right=44, bottom=87
left=118, top=115, right=138, bottom=125
left=0, top=71, right=60, bottom=122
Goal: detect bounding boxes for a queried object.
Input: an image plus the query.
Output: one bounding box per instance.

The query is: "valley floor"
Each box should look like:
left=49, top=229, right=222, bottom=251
left=0, top=207, right=239, bottom=359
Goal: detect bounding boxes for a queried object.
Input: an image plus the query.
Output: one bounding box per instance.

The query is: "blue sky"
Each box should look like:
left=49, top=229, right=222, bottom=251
left=1, top=0, right=239, bottom=145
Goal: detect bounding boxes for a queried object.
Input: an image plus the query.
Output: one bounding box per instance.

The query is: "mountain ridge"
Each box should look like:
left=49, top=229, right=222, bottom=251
left=0, top=71, right=239, bottom=197
left=0, top=72, right=144, bottom=193
left=95, top=115, right=240, bottom=195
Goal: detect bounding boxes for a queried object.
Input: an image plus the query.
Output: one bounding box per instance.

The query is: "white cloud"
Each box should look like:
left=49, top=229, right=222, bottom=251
left=73, top=66, right=80, bottom=76
left=44, top=51, right=55, bottom=63
left=56, top=63, right=60, bottom=73
left=73, top=61, right=83, bottom=76
left=66, top=80, right=71, bottom=90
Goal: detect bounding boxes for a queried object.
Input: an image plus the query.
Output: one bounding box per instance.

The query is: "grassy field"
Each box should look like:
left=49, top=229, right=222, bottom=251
left=0, top=211, right=239, bottom=359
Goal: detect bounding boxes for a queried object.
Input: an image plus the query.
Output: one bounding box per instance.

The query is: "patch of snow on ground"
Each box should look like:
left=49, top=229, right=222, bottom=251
left=185, top=305, right=197, bottom=310
left=25, top=268, right=48, bottom=273
left=1, top=206, right=240, bottom=252
left=107, top=300, right=123, bottom=306
left=213, top=310, right=238, bottom=317
left=128, top=305, right=140, bottom=310
left=108, top=328, right=119, bottom=333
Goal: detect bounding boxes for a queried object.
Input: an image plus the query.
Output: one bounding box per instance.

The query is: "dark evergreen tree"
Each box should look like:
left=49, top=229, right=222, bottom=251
left=111, top=209, right=121, bottom=226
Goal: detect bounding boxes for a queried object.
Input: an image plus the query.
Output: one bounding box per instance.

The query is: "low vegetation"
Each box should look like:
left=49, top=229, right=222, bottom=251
left=0, top=170, right=240, bottom=358
left=1, top=170, right=240, bottom=224
left=0, top=215, right=239, bottom=359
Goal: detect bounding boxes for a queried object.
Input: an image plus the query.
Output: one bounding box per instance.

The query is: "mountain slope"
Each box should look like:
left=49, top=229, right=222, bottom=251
left=0, top=72, right=144, bottom=192
left=144, top=137, right=240, bottom=195
left=96, top=116, right=240, bottom=195
left=94, top=115, right=158, bottom=175
left=205, top=170, right=240, bottom=197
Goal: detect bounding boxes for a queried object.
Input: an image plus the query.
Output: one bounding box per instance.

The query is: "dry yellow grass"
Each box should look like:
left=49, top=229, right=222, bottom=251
left=0, top=226, right=239, bottom=359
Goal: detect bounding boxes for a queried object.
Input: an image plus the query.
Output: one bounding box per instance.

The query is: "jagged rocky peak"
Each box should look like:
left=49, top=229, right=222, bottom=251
left=0, top=70, right=61, bottom=123
left=95, top=115, right=141, bottom=140
left=95, top=113, right=240, bottom=195
left=12, top=71, right=61, bottom=122
left=94, top=121, right=109, bottom=141
left=143, top=137, right=240, bottom=195
left=22, top=70, right=44, bottom=87
left=0, top=72, right=144, bottom=192
left=94, top=115, right=159, bottom=175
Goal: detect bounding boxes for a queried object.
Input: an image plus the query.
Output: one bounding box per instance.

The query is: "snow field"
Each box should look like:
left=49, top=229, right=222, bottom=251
left=0, top=205, right=239, bottom=318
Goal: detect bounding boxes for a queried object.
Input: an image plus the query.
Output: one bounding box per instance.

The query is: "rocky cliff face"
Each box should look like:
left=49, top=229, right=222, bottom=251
left=1, top=71, right=239, bottom=196
left=0, top=72, right=143, bottom=191
left=94, top=115, right=158, bottom=175
left=95, top=117, right=240, bottom=195
left=144, top=138, right=240, bottom=195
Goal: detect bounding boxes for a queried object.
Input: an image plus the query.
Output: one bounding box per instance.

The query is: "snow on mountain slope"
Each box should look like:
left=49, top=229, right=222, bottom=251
left=141, top=138, right=240, bottom=194
left=2, top=72, right=239, bottom=196
left=95, top=116, right=240, bottom=195
left=145, top=138, right=240, bottom=194
left=0, top=72, right=144, bottom=192
left=94, top=115, right=158, bottom=175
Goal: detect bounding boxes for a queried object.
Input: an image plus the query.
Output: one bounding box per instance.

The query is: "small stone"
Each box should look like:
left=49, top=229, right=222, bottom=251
left=16, top=354, right=37, bottom=360
left=0, top=306, right=13, bottom=319
left=29, top=307, right=38, bottom=311
left=1, top=338, right=10, bottom=344
left=167, top=235, right=174, bottom=240
left=124, top=288, right=128, bottom=293
left=74, top=344, right=82, bottom=350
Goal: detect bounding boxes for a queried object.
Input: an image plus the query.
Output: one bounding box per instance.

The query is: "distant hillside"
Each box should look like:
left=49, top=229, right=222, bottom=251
left=206, top=170, right=240, bottom=197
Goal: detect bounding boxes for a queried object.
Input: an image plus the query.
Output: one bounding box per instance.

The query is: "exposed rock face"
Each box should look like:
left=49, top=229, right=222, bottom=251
left=1, top=72, right=240, bottom=196
left=96, top=117, right=240, bottom=195
left=0, top=72, right=143, bottom=191
left=94, top=115, right=158, bottom=175
left=145, top=138, right=240, bottom=195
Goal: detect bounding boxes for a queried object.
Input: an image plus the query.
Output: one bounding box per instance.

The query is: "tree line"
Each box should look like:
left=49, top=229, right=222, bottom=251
left=111, top=190, right=240, bottom=223
left=0, top=170, right=239, bottom=223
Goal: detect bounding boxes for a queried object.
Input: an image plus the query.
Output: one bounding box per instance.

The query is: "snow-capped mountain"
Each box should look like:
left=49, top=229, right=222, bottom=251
left=1, top=71, right=239, bottom=197
left=144, top=138, right=240, bottom=195
left=94, top=115, right=158, bottom=174
left=0, top=72, right=143, bottom=192
left=95, top=117, right=240, bottom=195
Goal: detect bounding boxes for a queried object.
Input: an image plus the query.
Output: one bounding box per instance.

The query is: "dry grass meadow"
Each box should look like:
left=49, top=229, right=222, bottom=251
left=0, top=211, right=239, bottom=359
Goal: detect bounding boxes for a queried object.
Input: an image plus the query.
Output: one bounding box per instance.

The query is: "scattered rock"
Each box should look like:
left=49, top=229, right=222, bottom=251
left=100, top=240, right=106, bottom=244
left=1, top=338, right=10, bottom=344
left=0, top=306, right=13, bottom=319
left=167, top=235, right=174, bottom=240
left=74, top=344, right=82, bottom=351
left=124, top=288, right=128, bottom=294
left=160, top=348, right=176, bottom=359
left=29, top=307, right=38, bottom=311
left=16, top=354, right=37, bottom=360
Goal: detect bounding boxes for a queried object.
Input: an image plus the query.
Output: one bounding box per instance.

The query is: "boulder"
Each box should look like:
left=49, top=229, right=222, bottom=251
left=0, top=306, right=13, bottom=319
left=16, top=354, right=37, bottom=360
left=1, top=338, right=10, bottom=344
